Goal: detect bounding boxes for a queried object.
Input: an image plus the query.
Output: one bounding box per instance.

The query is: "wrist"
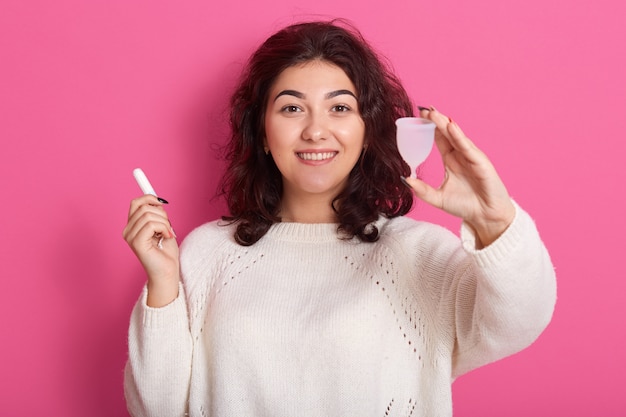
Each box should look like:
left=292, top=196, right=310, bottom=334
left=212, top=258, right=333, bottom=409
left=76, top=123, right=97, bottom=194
left=146, top=276, right=180, bottom=307
left=467, top=201, right=516, bottom=249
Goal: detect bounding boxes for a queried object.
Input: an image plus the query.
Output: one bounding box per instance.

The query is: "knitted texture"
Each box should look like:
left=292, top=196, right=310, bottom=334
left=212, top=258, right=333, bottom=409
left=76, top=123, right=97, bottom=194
left=125, top=203, right=556, bottom=417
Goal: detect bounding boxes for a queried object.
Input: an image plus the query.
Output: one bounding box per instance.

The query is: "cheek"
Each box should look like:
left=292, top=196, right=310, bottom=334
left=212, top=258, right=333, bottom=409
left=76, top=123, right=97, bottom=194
left=266, top=120, right=300, bottom=149
left=339, top=123, right=366, bottom=150
left=263, top=109, right=282, bottom=140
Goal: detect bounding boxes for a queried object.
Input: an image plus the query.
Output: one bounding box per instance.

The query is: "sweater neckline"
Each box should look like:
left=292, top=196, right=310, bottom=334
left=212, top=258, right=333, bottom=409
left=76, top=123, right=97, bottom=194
left=265, top=217, right=391, bottom=243
left=266, top=221, right=342, bottom=242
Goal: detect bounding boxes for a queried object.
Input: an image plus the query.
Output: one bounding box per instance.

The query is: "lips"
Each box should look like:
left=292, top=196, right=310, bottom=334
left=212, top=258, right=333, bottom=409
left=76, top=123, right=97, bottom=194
left=296, top=151, right=338, bottom=161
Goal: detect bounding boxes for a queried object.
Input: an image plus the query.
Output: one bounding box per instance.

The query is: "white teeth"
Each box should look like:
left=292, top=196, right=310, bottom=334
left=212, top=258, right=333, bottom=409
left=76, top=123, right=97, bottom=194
left=297, top=152, right=336, bottom=161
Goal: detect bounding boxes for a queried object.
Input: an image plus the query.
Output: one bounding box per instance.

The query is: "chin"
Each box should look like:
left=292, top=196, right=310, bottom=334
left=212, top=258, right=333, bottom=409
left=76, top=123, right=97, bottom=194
left=298, top=181, right=345, bottom=196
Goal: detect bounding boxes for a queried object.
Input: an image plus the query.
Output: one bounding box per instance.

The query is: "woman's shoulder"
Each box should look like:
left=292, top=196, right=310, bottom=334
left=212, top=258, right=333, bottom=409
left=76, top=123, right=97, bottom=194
left=178, top=219, right=244, bottom=290
left=378, top=215, right=458, bottom=243
left=179, top=219, right=238, bottom=259
left=185, top=218, right=235, bottom=239
left=373, top=215, right=464, bottom=262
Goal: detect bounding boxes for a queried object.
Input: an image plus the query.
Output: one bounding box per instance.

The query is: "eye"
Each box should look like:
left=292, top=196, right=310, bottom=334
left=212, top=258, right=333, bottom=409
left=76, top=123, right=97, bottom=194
left=331, top=104, right=351, bottom=112
left=281, top=105, right=302, bottom=113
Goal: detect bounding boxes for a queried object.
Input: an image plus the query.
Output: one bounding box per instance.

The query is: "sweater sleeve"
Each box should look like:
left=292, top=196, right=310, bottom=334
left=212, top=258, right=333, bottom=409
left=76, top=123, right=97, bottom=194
left=124, top=282, right=193, bottom=417
left=450, top=201, right=557, bottom=378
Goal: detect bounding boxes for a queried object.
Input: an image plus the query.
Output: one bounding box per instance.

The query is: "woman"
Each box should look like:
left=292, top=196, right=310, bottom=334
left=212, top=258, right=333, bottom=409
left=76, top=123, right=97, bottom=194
left=123, top=20, right=556, bottom=417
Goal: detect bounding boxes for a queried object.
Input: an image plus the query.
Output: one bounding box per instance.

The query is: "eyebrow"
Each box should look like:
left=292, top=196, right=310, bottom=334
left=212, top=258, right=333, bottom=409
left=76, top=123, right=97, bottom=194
left=273, top=89, right=357, bottom=101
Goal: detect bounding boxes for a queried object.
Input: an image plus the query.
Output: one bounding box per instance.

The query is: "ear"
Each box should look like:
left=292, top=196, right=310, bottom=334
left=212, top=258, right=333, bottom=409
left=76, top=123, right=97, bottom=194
left=262, top=137, right=270, bottom=155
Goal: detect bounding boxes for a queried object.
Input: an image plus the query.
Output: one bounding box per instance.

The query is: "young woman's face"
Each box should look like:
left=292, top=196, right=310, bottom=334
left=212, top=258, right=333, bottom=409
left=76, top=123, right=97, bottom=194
left=264, top=60, right=365, bottom=202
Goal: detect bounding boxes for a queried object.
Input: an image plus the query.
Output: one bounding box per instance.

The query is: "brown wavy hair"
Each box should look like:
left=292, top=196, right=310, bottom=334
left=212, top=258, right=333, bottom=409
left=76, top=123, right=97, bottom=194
left=219, top=20, right=415, bottom=246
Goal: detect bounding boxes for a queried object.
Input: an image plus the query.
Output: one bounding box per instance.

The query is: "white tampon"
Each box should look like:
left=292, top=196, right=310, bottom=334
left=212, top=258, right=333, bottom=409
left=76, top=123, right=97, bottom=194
left=133, top=168, right=168, bottom=204
left=133, top=168, right=157, bottom=196
left=133, top=168, right=168, bottom=249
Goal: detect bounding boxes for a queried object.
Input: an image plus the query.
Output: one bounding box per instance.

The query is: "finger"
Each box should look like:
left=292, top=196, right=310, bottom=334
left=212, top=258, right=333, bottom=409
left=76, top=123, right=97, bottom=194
left=124, top=215, right=175, bottom=255
left=417, top=106, right=431, bottom=118
left=123, top=206, right=174, bottom=245
left=425, top=107, right=456, bottom=156
left=445, top=121, right=493, bottom=170
left=403, top=176, right=445, bottom=210
left=125, top=205, right=171, bottom=238
left=127, top=200, right=170, bottom=225
left=128, top=195, right=167, bottom=219
left=126, top=219, right=180, bottom=283
left=428, top=108, right=483, bottom=163
left=123, top=211, right=172, bottom=245
left=446, top=119, right=473, bottom=153
left=428, top=106, right=451, bottom=127
left=126, top=196, right=173, bottom=233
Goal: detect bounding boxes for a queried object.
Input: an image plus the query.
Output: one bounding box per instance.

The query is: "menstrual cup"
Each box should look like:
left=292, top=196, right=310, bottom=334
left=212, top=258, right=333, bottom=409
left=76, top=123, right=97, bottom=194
left=395, top=117, right=436, bottom=177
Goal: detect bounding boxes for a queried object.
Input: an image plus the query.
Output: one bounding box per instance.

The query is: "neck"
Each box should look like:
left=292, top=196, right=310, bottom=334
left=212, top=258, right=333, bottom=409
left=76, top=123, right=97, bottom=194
left=279, top=193, right=338, bottom=224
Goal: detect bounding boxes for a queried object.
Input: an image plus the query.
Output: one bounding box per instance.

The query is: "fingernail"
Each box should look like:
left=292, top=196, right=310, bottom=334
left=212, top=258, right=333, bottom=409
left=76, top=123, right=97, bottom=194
left=170, top=227, right=177, bottom=239
left=157, top=197, right=169, bottom=204
left=448, top=117, right=453, bottom=123
left=417, top=106, right=430, bottom=112
left=429, top=105, right=438, bottom=112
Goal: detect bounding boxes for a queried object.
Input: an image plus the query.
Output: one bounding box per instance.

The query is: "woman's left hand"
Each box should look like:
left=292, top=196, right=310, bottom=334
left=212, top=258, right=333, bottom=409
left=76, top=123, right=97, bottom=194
left=404, top=107, right=516, bottom=248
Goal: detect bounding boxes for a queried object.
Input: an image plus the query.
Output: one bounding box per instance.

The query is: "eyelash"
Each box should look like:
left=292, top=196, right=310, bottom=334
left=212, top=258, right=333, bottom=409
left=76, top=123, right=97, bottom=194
left=280, top=104, right=352, bottom=113
left=281, top=105, right=302, bottom=113
left=332, top=104, right=351, bottom=112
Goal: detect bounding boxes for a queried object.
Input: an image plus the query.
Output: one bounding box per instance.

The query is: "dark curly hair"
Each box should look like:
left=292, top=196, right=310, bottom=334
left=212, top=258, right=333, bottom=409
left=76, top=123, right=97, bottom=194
left=219, top=20, right=415, bottom=246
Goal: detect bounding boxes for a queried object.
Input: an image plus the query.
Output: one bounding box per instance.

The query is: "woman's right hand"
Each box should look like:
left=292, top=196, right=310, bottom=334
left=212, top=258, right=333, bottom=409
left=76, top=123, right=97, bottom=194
left=123, top=195, right=180, bottom=307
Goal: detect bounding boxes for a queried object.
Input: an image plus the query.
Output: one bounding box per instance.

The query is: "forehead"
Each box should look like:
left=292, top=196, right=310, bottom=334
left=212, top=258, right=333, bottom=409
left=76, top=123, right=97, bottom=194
left=270, top=61, right=356, bottom=93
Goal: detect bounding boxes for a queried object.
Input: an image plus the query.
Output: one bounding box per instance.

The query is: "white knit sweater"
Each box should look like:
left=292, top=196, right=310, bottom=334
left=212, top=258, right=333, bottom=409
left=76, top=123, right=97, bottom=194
left=124, top=203, right=556, bottom=417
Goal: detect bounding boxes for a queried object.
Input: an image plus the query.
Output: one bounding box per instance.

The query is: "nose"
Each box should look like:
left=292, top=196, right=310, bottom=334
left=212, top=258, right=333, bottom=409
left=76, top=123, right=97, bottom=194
left=301, top=113, right=329, bottom=142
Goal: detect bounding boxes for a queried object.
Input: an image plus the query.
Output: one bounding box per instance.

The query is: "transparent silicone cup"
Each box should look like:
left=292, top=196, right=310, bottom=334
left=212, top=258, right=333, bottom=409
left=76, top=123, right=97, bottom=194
left=395, top=117, right=436, bottom=177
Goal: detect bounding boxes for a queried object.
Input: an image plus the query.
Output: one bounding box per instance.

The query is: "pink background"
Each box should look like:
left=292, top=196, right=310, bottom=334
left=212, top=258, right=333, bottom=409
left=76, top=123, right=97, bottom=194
left=1, top=0, right=624, bottom=415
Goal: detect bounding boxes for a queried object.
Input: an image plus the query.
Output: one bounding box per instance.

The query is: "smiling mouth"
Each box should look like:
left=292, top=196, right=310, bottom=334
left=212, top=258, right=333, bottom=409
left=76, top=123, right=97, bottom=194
left=296, top=152, right=338, bottom=161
